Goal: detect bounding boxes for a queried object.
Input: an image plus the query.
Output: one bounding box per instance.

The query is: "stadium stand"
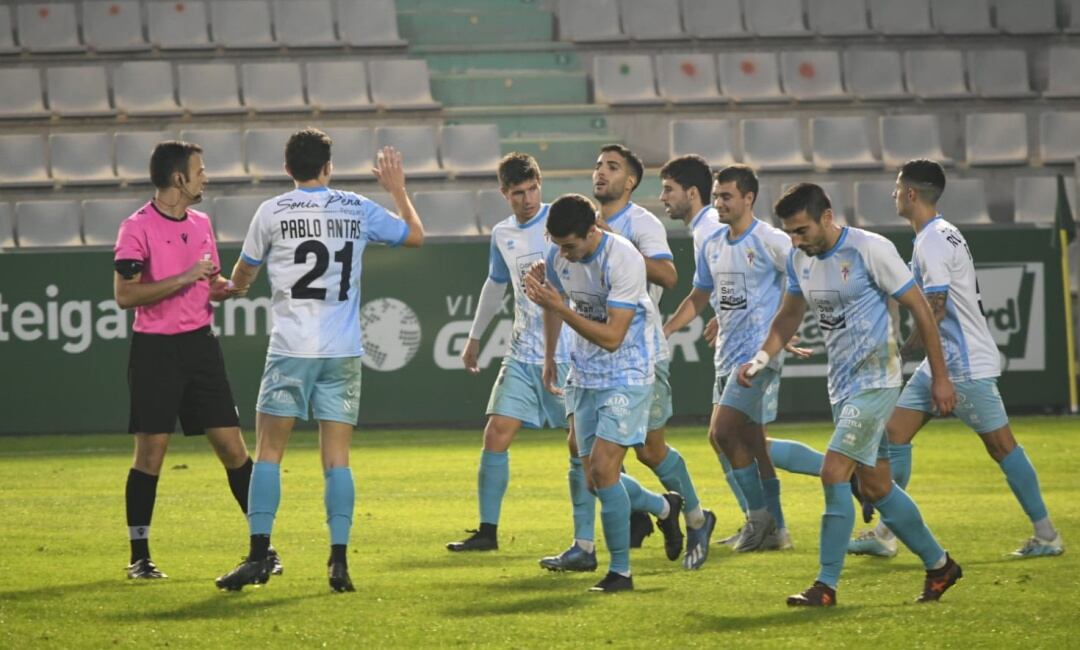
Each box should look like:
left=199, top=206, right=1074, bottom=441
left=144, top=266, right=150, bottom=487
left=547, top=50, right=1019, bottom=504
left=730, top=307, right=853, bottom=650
left=966, top=113, right=1030, bottom=166
left=780, top=50, right=846, bottom=102
left=1014, top=177, right=1078, bottom=224
left=15, top=2, right=81, bottom=53
left=719, top=52, right=785, bottom=103
left=810, top=117, right=880, bottom=170
left=620, top=0, right=685, bottom=41
left=968, top=50, right=1035, bottom=98
left=241, top=63, right=308, bottom=113
left=1045, top=47, right=1080, bottom=98
left=0, top=5, right=15, bottom=54
left=1040, top=112, right=1080, bottom=164
left=177, top=128, right=247, bottom=182
left=244, top=129, right=294, bottom=181
left=741, top=118, right=812, bottom=171
left=337, top=0, right=407, bottom=47
left=305, top=61, right=375, bottom=112
left=843, top=50, right=909, bottom=100
left=938, top=178, right=992, bottom=224
left=477, top=188, right=509, bottom=233
left=211, top=0, right=275, bottom=49
left=440, top=125, right=501, bottom=178
left=0, top=202, right=13, bottom=249
left=996, top=0, right=1057, bottom=34
left=593, top=55, right=663, bottom=106
left=15, top=200, right=82, bottom=247
left=46, top=66, right=114, bottom=117
left=49, top=133, right=117, bottom=186
left=113, top=62, right=182, bottom=117
left=0, top=134, right=50, bottom=188
left=147, top=0, right=212, bottom=50
left=375, top=125, right=445, bottom=178
left=930, top=0, right=994, bottom=35
left=904, top=50, right=969, bottom=99
left=670, top=120, right=736, bottom=167
left=116, top=131, right=173, bottom=184
left=869, top=0, right=933, bottom=35
left=273, top=0, right=338, bottom=48
left=83, top=1, right=149, bottom=52
left=411, top=190, right=480, bottom=236
left=0, top=68, right=48, bottom=118
left=178, top=63, right=245, bottom=114
left=368, top=59, right=441, bottom=110
left=807, top=0, right=871, bottom=36
left=656, top=53, right=724, bottom=104
left=680, top=0, right=749, bottom=39
left=880, top=115, right=952, bottom=167
left=212, top=195, right=266, bottom=243
left=82, top=198, right=145, bottom=246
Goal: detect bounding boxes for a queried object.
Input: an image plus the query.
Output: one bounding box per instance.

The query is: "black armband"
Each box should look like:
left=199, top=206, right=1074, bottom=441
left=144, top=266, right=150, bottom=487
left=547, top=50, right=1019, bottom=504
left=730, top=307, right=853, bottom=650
left=114, top=259, right=145, bottom=279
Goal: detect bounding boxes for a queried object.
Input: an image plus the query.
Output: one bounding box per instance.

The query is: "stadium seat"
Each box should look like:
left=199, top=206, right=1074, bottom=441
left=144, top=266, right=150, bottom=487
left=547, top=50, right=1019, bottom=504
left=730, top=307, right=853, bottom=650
left=273, top=0, right=339, bottom=47
left=374, top=125, right=445, bottom=178
left=211, top=195, right=264, bottom=243
left=557, top=0, right=624, bottom=42
left=177, top=129, right=247, bottom=182
left=844, top=50, right=908, bottom=100
left=16, top=3, right=82, bottom=52
left=780, top=50, right=846, bottom=101
left=244, top=129, right=293, bottom=181
left=1069, top=0, right=1080, bottom=33
left=242, top=62, right=307, bottom=112
left=620, top=0, right=686, bottom=40
left=1044, top=47, right=1080, bottom=98
left=210, top=0, right=274, bottom=49
left=83, top=1, right=149, bottom=51
left=0, top=68, right=48, bottom=118
left=1038, top=111, right=1080, bottom=164
left=593, top=55, right=663, bottom=105
left=808, top=0, right=871, bottom=35
left=968, top=50, right=1034, bottom=98
left=46, top=66, right=114, bottom=117
left=0, top=135, right=50, bottom=187
left=477, top=189, right=509, bottom=233
left=680, top=0, right=749, bottom=38
left=741, top=118, right=811, bottom=171
left=811, top=117, right=879, bottom=170
left=441, top=125, right=501, bottom=178
left=718, top=52, right=785, bottom=103
left=938, top=178, right=990, bottom=224
left=880, top=114, right=952, bottom=167
left=966, top=113, right=1029, bottom=166
left=670, top=119, right=736, bottom=167
left=854, top=180, right=899, bottom=226
left=15, top=200, right=82, bottom=247
left=0, top=202, right=13, bottom=249
left=411, top=191, right=480, bottom=236
left=995, top=0, right=1057, bottom=34
left=113, top=61, right=181, bottom=116
left=337, top=0, right=407, bottom=47
left=306, top=60, right=374, bottom=112
left=49, top=133, right=117, bottom=185
left=869, top=0, right=932, bottom=34
left=745, top=0, right=808, bottom=36
left=753, top=182, right=777, bottom=222
left=147, top=1, right=212, bottom=49
left=116, top=131, right=174, bottom=184
left=930, top=0, right=994, bottom=34
left=82, top=198, right=145, bottom=246
left=1013, top=176, right=1077, bottom=224
left=657, top=53, right=724, bottom=104
left=904, top=50, right=969, bottom=99
left=322, top=126, right=375, bottom=179
left=369, top=59, right=441, bottom=110
left=0, top=6, right=15, bottom=54
left=178, top=63, right=245, bottom=114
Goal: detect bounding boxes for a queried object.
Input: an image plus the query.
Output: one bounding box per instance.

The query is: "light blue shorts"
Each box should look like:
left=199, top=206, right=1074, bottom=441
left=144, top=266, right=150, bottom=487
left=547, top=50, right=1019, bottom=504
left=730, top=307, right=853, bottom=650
left=828, top=387, right=902, bottom=467
left=486, top=358, right=569, bottom=429
left=256, top=354, right=362, bottom=424
left=714, top=366, right=780, bottom=424
left=648, top=359, right=674, bottom=431
left=896, top=372, right=1009, bottom=434
left=571, top=384, right=653, bottom=457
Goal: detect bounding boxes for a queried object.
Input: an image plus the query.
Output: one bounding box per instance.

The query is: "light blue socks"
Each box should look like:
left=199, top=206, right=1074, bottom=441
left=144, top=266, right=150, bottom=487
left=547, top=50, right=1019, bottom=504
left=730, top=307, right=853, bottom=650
left=817, top=482, right=855, bottom=588
left=876, top=485, right=945, bottom=570
left=888, top=443, right=913, bottom=490
left=248, top=461, right=280, bottom=536
left=478, top=449, right=509, bottom=525
left=768, top=439, right=825, bottom=476
left=324, top=466, right=354, bottom=546
left=732, top=460, right=766, bottom=512
left=762, top=477, right=785, bottom=530
left=596, top=482, right=631, bottom=575
left=999, top=445, right=1050, bottom=526
left=652, top=447, right=700, bottom=513
left=569, top=457, right=595, bottom=541
left=620, top=472, right=666, bottom=516
left=718, top=452, right=749, bottom=513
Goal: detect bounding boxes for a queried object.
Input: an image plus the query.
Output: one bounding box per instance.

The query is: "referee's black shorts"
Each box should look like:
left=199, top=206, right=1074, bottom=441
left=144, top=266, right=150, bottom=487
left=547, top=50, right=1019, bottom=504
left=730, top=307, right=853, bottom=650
left=127, top=326, right=240, bottom=436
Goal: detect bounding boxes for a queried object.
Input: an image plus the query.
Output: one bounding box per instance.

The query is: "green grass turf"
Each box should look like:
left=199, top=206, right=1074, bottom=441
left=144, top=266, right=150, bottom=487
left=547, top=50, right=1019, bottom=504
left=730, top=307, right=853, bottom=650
left=1, top=416, right=1077, bottom=648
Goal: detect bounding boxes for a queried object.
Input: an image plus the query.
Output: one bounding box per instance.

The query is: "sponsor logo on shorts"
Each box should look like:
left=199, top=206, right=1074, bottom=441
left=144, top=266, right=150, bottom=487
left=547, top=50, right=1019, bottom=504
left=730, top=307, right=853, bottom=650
left=270, top=370, right=304, bottom=386
left=605, top=393, right=630, bottom=417
left=840, top=404, right=860, bottom=419
left=271, top=390, right=295, bottom=405
left=842, top=431, right=857, bottom=446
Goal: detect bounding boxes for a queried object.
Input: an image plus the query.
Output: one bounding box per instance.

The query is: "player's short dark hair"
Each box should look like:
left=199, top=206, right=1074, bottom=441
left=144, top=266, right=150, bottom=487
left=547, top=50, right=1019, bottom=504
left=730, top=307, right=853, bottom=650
left=497, top=152, right=542, bottom=189
left=899, top=159, right=946, bottom=205
left=600, top=143, right=644, bottom=191
left=149, top=140, right=203, bottom=189
left=714, top=164, right=760, bottom=205
left=660, top=155, right=712, bottom=205
left=774, top=182, right=832, bottom=222
left=547, top=194, right=597, bottom=238
left=285, top=128, right=332, bottom=182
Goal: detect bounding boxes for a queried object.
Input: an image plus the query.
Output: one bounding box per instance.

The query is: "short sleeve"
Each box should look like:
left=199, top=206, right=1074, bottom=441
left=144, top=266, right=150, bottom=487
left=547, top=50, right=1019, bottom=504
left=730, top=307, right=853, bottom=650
left=487, top=235, right=510, bottom=284
left=785, top=249, right=802, bottom=295
left=915, top=231, right=954, bottom=294
left=607, top=246, right=646, bottom=311
left=364, top=197, right=409, bottom=247
left=864, top=235, right=916, bottom=299
left=630, top=213, right=673, bottom=260
left=763, top=227, right=793, bottom=273
left=240, top=201, right=269, bottom=266
left=114, top=217, right=146, bottom=263
left=544, top=245, right=566, bottom=295
left=693, top=240, right=714, bottom=291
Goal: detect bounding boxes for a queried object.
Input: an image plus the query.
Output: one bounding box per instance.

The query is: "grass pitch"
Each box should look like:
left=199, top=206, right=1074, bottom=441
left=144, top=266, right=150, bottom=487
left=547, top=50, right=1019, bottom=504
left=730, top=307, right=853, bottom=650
left=1, top=416, right=1077, bottom=648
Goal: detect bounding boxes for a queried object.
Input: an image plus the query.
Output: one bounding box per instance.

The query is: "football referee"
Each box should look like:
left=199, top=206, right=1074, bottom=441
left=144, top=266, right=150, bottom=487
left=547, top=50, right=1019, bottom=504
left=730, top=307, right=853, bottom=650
left=113, top=140, right=277, bottom=579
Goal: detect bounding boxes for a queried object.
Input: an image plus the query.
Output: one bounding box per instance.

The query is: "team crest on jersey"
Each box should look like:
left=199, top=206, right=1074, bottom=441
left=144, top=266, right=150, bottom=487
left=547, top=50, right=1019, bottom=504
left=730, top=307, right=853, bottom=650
left=746, top=250, right=756, bottom=267
left=506, top=238, right=516, bottom=250
left=840, top=262, right=852, bottom=283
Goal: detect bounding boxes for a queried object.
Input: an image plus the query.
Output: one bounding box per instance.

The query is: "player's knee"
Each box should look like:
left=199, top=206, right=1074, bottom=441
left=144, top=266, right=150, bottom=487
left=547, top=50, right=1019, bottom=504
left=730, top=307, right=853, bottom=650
left=981, top=427, right=1017, bottom=462
left=633, top=441, right=664, bottom=468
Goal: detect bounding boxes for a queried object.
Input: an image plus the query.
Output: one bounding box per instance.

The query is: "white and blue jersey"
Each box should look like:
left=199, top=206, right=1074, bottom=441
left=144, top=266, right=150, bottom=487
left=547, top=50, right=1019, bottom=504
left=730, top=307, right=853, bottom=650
left=604, top=202, right=672, bottom=361
left=488, top=204, right=572, bottom=365
left=910, top=216, right=1000, bottom=381
left=694, top=219, right=792, bottom=376
left=786, top=227, right=915, bottom=404
left=241, top=186, right=408, bottom=358
left=689, top=205, right=723, bottom=257
left=545, top=232, right=659, bottom=389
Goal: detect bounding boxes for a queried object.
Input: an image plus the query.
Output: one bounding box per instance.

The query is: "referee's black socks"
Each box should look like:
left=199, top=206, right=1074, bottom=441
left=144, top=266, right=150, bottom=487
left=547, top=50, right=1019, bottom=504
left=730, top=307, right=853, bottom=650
left=126, top=468, right=159, bottom=563
left=249, top=534, right=271, bottom=562
left=226, top=457, right=254, bottom=514
left=330, top=544, right=348, bottom=567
